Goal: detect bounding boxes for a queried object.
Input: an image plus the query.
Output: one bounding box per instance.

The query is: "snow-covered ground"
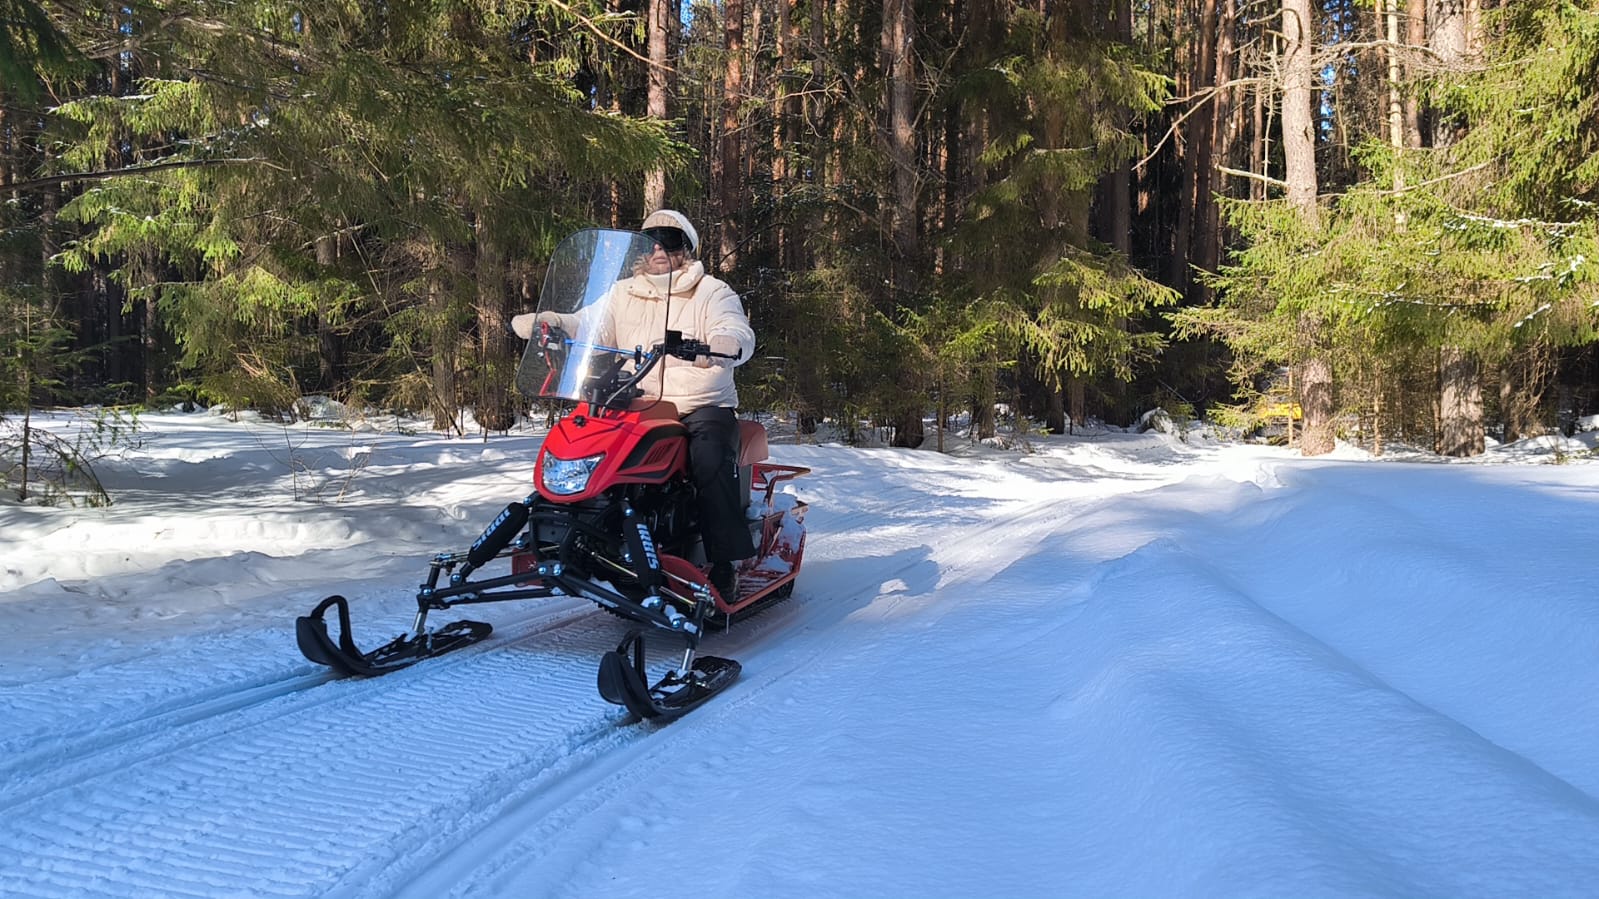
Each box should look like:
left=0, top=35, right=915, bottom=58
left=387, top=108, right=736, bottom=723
left=3, top=408, right=1599, bottom=898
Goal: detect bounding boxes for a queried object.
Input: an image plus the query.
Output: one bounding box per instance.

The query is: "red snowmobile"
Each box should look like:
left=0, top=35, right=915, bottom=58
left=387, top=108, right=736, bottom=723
left=296, top=228, right=808, bottom=719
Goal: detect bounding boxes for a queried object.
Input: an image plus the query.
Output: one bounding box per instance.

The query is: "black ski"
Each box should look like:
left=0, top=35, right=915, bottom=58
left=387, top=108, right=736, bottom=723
left=296, top=594, right=492, bottom=677
left=597, top=630, right=741, bottom=720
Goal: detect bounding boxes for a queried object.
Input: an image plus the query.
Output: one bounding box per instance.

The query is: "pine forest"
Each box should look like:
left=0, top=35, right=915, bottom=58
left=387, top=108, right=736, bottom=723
left=3, top=0, right=1597, bottom=472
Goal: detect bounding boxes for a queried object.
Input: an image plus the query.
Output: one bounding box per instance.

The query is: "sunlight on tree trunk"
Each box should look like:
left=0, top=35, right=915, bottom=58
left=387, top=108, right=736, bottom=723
left=1438, top=346, right=1484, bottom=456
left=644, top=0, right=670, bottom=212
left=1281, top=0, right=1334, bottom=456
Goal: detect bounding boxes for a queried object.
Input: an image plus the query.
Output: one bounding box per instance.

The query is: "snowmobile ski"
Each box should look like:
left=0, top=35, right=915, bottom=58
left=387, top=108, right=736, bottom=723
left=597, top=630, right=741, bottom=720
left=296, top=594, right=491, bottom=677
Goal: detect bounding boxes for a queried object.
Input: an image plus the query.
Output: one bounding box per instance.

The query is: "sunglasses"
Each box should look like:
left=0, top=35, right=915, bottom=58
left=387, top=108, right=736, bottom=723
left=642, top=227, right=690, bottom=253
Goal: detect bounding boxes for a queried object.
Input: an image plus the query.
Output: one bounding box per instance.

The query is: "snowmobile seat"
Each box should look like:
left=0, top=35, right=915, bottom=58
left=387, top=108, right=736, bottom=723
left=737, top=420, right=769, bottom=507
left=737, top=420, right=768, bottom=466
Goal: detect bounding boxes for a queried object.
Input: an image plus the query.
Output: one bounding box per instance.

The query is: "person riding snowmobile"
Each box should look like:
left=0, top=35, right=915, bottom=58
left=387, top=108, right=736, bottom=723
left=512, top=209, right=756, bottom=600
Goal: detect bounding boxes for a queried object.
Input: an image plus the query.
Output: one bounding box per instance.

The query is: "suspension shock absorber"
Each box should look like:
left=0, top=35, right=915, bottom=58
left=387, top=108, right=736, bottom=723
left=451, top=499, right=532, bottom=584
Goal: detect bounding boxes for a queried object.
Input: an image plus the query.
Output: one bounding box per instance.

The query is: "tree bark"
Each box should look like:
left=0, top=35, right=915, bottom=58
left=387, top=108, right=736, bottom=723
left=0, top=95, right=10, bottom=193
left=1431, top=0, right=1483, bottom=455
left=883, top=0, right=917, bottom=259
left=883, top=0, right=923, bottom=448
left=1281, top=0, right=1317, bottom=225
left=1107, top=0, right=1133, bottom=254
left=474, top=219, right=515, bottom=432
left=975, top=355, right=997, bottom=440
left=1190, top=0, right=1220, bottom=304
left=1404, top=0, right=1426, bottom=148
left=1438, top=346, right=1484, bottom=456
left=643, top=0, right=671, bottom=211
left=1282, top=0, right=1335, bottom=456
left=1067, top=378, right=1086, bottom=430
left=774, top=0, right=801, bottom=268
left=1500, top=344, right=1548, bottom=443
left=314, top=233, right=344, bottom=392
left=715, top=0, right=745, bottom=271
left=428, top=253, right=458, bottom=434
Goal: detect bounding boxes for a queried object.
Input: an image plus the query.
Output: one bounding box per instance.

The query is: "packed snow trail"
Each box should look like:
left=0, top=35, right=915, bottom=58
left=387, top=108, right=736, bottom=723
left=4, top=418, right=1599, bottom=898
left=0, top=447, right=1103, bottom=898
left=468, top=460, right=1599, bottom=899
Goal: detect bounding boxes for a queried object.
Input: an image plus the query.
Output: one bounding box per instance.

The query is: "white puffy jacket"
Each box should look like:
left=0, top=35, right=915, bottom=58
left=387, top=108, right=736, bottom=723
left=534, top=261, right=754, bottom=413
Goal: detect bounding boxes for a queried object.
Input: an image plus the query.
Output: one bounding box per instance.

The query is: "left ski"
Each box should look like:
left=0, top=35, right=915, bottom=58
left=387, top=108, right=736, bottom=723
left=296, top=594, right=491, bottom=677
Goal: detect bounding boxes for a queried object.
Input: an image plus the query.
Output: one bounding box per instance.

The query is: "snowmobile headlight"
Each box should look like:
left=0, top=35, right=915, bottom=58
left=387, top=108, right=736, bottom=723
left=542, top=452, right=604, bottom=495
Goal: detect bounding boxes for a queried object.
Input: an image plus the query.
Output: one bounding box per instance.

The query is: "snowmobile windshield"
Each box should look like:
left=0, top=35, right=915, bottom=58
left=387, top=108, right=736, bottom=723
left=515, top=228, right=673, bottom=408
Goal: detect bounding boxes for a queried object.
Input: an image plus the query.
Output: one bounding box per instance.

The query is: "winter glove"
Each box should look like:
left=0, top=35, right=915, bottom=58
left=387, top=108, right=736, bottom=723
left=511, top=310, right=564, bottom=339
left=695, top=334, right=743, bottom=368
left=511, top=313, right=538, bottom=339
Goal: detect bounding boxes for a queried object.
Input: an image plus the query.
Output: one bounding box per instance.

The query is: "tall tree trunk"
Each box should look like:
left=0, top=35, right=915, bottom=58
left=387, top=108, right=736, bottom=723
left=1282, top=0, right=1334, bottom=456
left=1438, top=347, right=1483, bottom=455
left=1384, top=0, right=1404, bottom=161
left=142, top=285, right=158, bottom=403
left=1211, top=0, right=1239, bottom=204
left=643, top=0, right=671, bottom=211
left=975, top=354, right=997, bottom=440
left=1190, top=0, right=1220, bottom=304
left=1107, top=0, right=1133, bottom=254
left=1170, top=0, right=1193, bottom=292
left=1251, top=64, right=1268, bottom=201
left=0, top=95, right=10, bottom=193
left=774, top=0, right=800, bottom=268
left=428, top=256, right=458, bottom=434
left=473, top=220, right=515, bottom=432
left=883, top=0, right=917, bottom=259
left=1430, top=0, right=1483, bottom=456
left=1430, top=1, right=1467, bottom=148
left=1067, top=378, right=1086, bottom=430
left=314, top=233, right=344, bottom=392
left=1281, top=1, right=1317, bottom=222
left=1045, top=383, right=1066, bottom=435
left=1404, top=0, right=1426, bottom=148
left=1500, top=343, right=1548, bottom=443
left=882, top=0, right=923, bottom=448
left=715, top=0, right=745, bottom=271
left=746, top=0, right=764, bottom=188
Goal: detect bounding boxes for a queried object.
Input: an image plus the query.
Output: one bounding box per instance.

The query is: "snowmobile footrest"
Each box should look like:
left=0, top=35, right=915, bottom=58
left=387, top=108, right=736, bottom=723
left=296, top=594, right=492, bottom=677
left=597, top=630, right=741, bottom=720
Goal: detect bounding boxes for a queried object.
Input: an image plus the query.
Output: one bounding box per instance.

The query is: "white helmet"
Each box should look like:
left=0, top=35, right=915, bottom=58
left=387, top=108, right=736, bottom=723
left=641, top=209, right=700, bottom=255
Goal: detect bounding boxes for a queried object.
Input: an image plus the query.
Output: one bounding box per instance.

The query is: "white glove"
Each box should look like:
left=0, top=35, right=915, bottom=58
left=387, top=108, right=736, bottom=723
left=695, top=334, right=742, bottom=368
left=511, top=310, right=563, bottom=339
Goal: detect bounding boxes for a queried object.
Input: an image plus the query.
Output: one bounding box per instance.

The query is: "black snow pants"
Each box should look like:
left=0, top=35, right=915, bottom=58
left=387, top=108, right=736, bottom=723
left=681, top=405, right=757, bottom=564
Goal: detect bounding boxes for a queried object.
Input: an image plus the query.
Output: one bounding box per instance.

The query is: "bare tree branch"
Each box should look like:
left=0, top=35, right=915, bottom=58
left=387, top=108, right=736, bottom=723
left=1217, top=165, right=1288, bottom=189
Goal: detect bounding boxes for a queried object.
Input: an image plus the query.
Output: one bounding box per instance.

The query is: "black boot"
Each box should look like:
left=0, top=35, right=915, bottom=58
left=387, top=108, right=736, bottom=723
left=709, top=562, right=740, bottom=601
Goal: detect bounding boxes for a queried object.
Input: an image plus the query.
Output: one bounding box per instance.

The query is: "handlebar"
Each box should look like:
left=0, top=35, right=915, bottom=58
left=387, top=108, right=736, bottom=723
left=663, top=329, right=742, bottom=363
left=533, top=324, right=739, bottom=410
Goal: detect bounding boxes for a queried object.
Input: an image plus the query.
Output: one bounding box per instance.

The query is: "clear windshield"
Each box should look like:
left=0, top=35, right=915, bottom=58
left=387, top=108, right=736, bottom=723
left=514, top=229, right=663, bottom=405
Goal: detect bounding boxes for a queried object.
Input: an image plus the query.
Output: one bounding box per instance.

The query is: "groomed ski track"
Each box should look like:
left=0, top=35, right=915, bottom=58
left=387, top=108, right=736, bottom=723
left=0, top=456, right=1084, bottom=899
